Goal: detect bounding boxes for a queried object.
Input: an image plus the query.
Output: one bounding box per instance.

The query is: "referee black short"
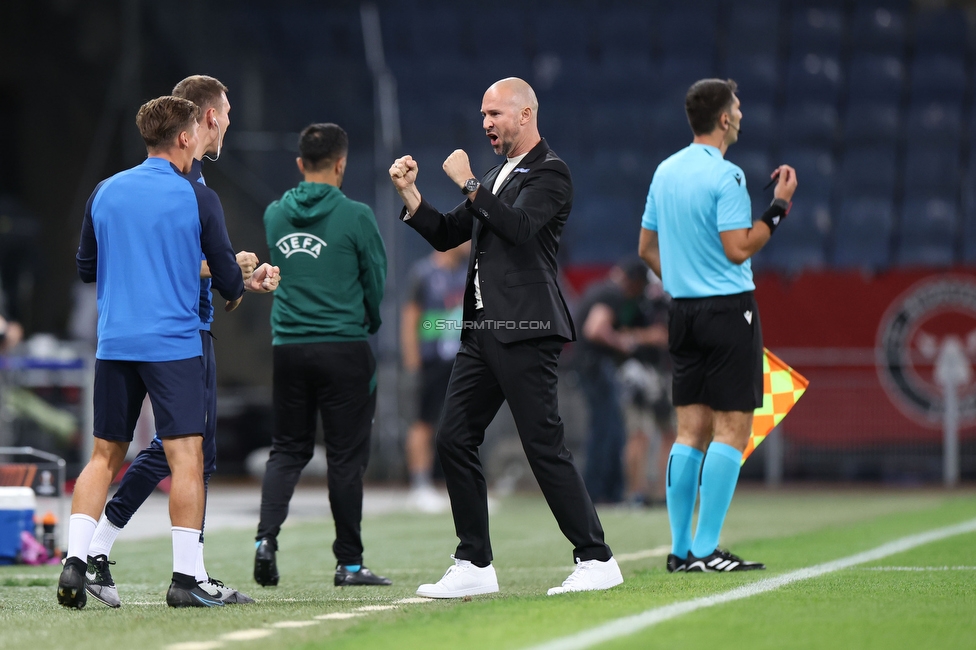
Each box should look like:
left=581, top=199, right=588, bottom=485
left=668, top=291, right=763, bottom=412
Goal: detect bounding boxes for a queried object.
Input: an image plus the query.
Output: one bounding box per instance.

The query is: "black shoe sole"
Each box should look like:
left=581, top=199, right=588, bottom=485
left=57, top=565, right=87, bottom=609
left=57, top=582, right=87, bottom=609
left=166, top=587, right=225, bottom=608
left=254, top=559, right=279, bottom=587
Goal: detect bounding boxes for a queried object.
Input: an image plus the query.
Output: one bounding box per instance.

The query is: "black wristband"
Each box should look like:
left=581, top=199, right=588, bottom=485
left=761, top=199, right=789, bottom=234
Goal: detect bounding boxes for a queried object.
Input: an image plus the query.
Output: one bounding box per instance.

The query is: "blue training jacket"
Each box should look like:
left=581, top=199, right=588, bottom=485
left=76, top=157, right=243, bottom=361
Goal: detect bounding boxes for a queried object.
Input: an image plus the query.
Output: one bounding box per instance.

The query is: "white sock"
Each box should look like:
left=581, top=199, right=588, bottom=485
left=172, top=527, right=202, bottom=577
left=194, top=542, right=208, bottom=583
left=87, top=515, right=122, bottom=558
left=67, top=514, right=98, bottom=562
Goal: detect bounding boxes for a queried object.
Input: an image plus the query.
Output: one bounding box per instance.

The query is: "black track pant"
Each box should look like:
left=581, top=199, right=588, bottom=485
left=256, top=340, right=376, bottom=566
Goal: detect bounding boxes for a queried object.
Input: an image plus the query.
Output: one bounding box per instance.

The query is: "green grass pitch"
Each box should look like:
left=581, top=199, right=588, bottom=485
left=1, top=489, right=974, bottom=649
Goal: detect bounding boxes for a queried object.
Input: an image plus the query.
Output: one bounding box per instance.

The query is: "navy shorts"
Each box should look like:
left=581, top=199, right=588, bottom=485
left=93, top=356, right=206, bottom=442
left=668, top=291, right=764, bottom=412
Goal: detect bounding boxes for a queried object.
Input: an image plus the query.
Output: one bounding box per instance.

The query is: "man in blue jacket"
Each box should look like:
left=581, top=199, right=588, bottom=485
left=59, top=96, right=267, bottom=609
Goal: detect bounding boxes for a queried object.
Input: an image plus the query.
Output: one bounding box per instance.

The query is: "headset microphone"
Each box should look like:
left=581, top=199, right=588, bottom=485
left=203, top=119, right=222, bottom=162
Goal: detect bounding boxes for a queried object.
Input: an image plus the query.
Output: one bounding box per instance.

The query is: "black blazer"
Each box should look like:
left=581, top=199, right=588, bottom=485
left=401, top=138, right=576, bottom=344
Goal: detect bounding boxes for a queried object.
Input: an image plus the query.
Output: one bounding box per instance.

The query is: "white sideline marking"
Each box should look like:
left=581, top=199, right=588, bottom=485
left=396, top=597, right=434, bottom=604
left=315, top=612, right=364, bottom=620
left=167, top=643, right=223, bottom=650
left=354, top=604, right=398, bottom=611
left=271, top=620, right=320, bottom=628
left=864, top=566, right=976, bottom=571
left=220, top=629, right=274, bottom=640
left=614, top=546, right=671, bottom=562
left=525, top=517, right=976, bottom=650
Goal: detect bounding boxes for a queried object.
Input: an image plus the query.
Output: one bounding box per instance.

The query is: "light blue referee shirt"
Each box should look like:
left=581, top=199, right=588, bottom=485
left=641, top=143, right=754, bottom=299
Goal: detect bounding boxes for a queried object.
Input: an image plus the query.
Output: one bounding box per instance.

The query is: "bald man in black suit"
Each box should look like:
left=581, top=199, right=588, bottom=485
left=390, top=77, right=623, bottom=598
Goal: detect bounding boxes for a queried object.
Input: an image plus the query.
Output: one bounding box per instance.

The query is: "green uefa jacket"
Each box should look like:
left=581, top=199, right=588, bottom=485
left=264, top=182, right=387, bottom=345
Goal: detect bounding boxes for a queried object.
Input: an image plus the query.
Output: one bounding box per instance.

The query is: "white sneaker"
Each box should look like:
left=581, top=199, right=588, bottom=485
left=416, top=556, right=499, bottom=599
left=409, top=485, right=449, bottom=514
left=547, top=557, right=623, bottom=595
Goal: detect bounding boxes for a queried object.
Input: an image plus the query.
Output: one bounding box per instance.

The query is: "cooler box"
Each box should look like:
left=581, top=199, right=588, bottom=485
left=0, top=486, right=36, bottom=564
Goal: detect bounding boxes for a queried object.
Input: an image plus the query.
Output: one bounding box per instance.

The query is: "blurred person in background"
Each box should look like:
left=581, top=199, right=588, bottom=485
left=617, top=274, right=673, bottom=507
left=573, top=257, right=668, bottom=505
left=254, top=123, right=390, bottom=589
left=639, top=79, right=796, bottom=573
left=83, top=75, right=278, bottom=608
left=400, top=242, right=470, bottom=514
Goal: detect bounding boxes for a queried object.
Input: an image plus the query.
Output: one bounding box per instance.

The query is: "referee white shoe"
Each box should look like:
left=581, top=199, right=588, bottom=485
left=547, top=557, right=623, bottom=595
left=416, top=556, right=499, bottom=598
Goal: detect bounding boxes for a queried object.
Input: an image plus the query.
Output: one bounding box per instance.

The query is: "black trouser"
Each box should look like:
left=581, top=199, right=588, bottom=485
left=256, top=341, right=376, bottom=566
left=438, top=313, right=611, bottom=565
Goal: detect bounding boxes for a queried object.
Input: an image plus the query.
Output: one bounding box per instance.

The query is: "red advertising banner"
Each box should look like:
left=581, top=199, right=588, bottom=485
left=755, top=268, right=976, bottom=446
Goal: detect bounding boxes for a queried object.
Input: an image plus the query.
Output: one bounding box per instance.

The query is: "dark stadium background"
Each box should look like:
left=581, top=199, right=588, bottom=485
left=1, top=0, right=974, bottom=484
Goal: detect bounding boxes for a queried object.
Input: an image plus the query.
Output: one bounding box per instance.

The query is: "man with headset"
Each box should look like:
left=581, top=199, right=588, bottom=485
left=82, top=76, right=278, bottom=607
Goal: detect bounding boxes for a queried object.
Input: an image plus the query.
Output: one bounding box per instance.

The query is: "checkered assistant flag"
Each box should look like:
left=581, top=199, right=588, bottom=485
left=742, top=348, right=809, bottom=464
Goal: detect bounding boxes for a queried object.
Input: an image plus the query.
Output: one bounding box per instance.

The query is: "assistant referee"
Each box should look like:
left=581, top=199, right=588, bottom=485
left=638, top=79, right=797, bottom=573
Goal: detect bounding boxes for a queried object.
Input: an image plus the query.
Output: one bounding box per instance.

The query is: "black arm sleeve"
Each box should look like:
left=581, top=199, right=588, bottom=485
left=193, top=183, right=244, bottom=302
left=76, top=181, right=106, bottom=283
left=400, top=198, right=474, bottom=252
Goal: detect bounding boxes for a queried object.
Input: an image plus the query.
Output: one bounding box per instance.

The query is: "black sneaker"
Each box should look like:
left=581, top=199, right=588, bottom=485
left=254, top=537, right=279, bottom=587
left=334, top=565, right=392, bottom=586
left=57, top=557, right=87, bottom=609
left=686, top=548, right=765, bottom=572
left=166, top=580, right=226, bottom=607
left=666, top=553, right=688, bottom=573
left=85, top=554, right=120, bottom=608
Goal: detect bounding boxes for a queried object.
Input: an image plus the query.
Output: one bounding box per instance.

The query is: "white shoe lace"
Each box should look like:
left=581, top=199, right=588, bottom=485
left=561, top=558, right=595, bottom=589
left=441, top=555, right=472, bottom=581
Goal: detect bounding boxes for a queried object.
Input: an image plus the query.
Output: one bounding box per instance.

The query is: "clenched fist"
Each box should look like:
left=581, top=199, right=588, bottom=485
left=236, top=251, right=259, bottom=281
left=443, top=149, right=475, bottom=188
left=390, top=155, right=418, bottom=191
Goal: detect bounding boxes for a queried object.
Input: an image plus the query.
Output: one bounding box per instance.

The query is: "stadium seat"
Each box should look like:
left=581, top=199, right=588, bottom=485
left=910, top=56, right=967, bottom=105
left=739, top=102, right=776, bottom=149
left=913, top=8, right=968, bottom=57
left=785, top=54, right=843, bottom=104
left=832, top=197, right=894, bottom=268
left=725, top=5, right=781, bottom=58
left=590, top=101, right=655, bottom=148
left=648, top=102, right=695, bottom=152
left=790, top=7, right=845, bottom=57
left=761, top=200, right=829, bottom=271
left=846, top=55, right=904, bottom=104
left=837, top=146, right=897, bottom=200
left=780, top=147, right=834, bottom=204
left=597, top=8, right=654, bottom=57
left=563, top=196, right=645, bottom=264
left=724, top=55, right=779, bottom=105
left=897, top=195, right=958, bottom=267
left=902, top=144, right=960, bottom=195
left=843, top=103, right=900, bottom=146
left=904, top=102, right=962, bottom=147
left=531, top=7, right=599, bottom=60
left=779, top=103, right=838, bottom=149
left=660, top=6, right=718, bottom=58
left=589, top=52, right=656, bottom=100
left=849, top=5, right=907, bottom=56
left=592, top=149, right=657, bottom=197
left=659, top=57, right=715, bottom=103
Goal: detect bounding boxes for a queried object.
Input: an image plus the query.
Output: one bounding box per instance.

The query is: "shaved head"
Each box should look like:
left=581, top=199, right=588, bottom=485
left=481, top=77, right=541, bottom=158
left=487, top=77, right=539, bottom=117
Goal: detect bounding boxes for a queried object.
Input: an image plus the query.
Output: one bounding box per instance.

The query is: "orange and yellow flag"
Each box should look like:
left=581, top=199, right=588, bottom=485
left=742, top=348, right=809, bottom=464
